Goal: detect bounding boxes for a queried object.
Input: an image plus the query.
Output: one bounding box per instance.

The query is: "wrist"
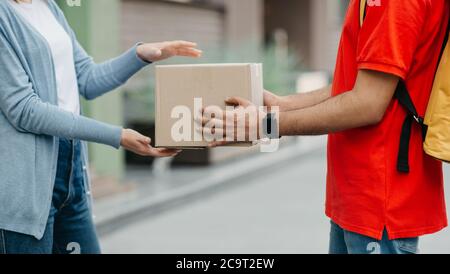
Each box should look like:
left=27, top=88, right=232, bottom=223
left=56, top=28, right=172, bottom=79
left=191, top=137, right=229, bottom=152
left=277, top=95, right=292, bottom=112
left=120, top=128, right=127, bottom=147
left=136, top=45, right=147, bottom=63
left=277, top=112, right=286, bottom=137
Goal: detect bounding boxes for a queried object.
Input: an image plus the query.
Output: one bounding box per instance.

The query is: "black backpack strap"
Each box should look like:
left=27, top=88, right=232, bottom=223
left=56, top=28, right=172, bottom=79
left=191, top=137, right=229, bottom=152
left=395, top=82, right=427, bottom=173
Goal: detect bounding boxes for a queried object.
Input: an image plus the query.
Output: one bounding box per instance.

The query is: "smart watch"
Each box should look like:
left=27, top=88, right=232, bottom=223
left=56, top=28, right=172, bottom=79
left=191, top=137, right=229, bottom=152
left=262, top=112, right=280, bottom=139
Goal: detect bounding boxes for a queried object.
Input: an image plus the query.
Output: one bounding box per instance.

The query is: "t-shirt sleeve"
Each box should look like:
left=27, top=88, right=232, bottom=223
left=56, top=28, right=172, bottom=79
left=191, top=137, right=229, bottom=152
left=357, top=0, right=428, bottom=79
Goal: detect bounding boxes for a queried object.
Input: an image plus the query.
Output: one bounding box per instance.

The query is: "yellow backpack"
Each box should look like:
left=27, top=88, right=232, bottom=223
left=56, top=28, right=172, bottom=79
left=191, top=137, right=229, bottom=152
left=360, top=0, right=450, bottom=173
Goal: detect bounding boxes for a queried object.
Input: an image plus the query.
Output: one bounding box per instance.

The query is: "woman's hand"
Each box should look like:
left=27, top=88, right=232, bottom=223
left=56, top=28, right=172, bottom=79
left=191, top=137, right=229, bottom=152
left=136, top=41, right=202, bottom=63
left=120, top=129, right=180, bottom=157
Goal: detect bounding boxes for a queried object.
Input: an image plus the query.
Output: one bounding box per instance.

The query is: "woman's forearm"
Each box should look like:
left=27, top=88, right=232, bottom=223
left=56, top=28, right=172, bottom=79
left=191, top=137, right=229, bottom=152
left=19, top=96, right=122, bottom=148
left=74, top=43, right=149, bottom=100
left=2, top=92, right=122, bottom=148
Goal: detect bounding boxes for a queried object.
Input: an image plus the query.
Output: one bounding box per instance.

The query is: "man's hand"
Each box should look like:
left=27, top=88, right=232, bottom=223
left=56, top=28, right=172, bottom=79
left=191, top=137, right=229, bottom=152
left=136, top=41, right=202, bottom=63
left=120, top=129, right=180, bottom=157
left=264, top=90, right=285, bottom=112
left=201, top=97, right=266, bottom=147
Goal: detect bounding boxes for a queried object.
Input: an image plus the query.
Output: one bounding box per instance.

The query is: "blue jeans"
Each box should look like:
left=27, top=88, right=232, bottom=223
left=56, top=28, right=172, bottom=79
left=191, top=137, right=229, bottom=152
left=0, top=139, right=100, bottom=254
left=329, top=221, right=419, bottom=254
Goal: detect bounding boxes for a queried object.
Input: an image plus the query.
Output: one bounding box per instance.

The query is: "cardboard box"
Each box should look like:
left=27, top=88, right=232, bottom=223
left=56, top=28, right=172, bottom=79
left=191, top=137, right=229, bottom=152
left=155, top=63, right=264, bottom=148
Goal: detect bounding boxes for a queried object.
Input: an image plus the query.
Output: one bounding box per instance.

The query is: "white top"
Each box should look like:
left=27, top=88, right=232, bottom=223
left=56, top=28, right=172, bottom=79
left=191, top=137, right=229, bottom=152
left=10, top=0, right=80, bottom=114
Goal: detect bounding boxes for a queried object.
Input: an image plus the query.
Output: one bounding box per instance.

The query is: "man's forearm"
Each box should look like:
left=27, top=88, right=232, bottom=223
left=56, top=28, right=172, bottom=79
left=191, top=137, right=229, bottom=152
left=279, top=89, right=381, bottom=136
left=280, top=85, right=332, bottom=112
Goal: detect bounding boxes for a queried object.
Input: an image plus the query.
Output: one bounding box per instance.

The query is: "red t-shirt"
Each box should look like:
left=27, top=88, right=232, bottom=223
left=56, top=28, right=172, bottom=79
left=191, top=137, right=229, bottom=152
left=327, top=0, right=449, bottom=240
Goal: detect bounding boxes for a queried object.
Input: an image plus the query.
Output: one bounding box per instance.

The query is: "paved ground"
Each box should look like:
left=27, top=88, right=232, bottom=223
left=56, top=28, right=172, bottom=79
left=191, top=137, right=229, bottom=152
left=101, top=149, right=450, bottom=254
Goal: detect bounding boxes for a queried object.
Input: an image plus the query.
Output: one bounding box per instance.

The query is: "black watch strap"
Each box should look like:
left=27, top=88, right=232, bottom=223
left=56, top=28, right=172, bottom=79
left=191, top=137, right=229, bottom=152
left=262, top=113, right=280, bottom=139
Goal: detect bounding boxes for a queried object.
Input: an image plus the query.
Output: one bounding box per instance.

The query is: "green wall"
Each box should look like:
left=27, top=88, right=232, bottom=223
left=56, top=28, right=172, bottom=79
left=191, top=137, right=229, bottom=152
left=58, top=0, right=125, bottom=180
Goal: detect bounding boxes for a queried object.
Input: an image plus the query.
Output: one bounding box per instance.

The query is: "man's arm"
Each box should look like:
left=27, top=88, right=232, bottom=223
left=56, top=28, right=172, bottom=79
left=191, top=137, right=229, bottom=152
left=279, top=70, right=399, bottom=136
left=266, top=85, right=332, bottom=112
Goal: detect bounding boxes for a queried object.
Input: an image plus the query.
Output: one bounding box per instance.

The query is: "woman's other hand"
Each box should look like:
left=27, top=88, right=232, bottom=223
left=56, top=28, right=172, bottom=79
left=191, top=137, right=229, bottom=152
left=136, top=40, right=202, bottom=62
left=120, top=129, right=180, bottom=157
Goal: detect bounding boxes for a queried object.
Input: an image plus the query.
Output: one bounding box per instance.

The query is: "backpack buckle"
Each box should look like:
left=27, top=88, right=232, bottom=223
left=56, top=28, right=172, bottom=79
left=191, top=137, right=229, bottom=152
left=413, top=115, right=424, bottom=125
left=412, top=115, right=427, bottom=140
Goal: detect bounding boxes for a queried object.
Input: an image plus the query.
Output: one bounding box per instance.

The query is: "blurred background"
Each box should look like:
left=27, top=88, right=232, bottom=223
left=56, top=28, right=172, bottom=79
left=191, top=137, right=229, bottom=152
left=57, top=0, right=450, bottom=254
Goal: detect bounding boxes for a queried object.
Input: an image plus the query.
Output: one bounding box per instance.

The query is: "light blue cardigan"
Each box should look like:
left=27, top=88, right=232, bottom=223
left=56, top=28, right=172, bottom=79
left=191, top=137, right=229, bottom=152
left=0, top=0, right=149, bottom=239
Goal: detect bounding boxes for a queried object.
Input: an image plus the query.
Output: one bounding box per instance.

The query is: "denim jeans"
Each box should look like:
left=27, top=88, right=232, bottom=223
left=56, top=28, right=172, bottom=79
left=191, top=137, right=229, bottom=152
left=0, top=139, right=100, bottom=254
left=329, top=221, right=419, bottom=254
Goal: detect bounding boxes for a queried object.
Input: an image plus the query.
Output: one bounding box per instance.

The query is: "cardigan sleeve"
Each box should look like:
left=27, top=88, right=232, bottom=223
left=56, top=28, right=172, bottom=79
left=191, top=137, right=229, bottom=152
left=0, top=31, right=123, bottom=149
left=47, top=0, right=150, bottom=101
left=72, top=39, right=151, bottom=100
